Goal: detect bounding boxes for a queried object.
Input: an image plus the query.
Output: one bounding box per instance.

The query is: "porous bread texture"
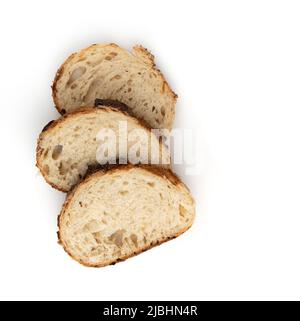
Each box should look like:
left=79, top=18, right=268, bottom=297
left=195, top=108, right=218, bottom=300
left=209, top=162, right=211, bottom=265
left=36, top=107, right=170, bottom=192
left=52, top=43, right=177, bottom=130
left=58, top=165, right=195, bottom=267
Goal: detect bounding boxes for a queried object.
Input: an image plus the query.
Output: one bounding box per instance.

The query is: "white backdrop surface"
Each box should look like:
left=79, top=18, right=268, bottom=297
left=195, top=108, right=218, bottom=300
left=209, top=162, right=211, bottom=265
left=0, top=0, right=300, bottom=300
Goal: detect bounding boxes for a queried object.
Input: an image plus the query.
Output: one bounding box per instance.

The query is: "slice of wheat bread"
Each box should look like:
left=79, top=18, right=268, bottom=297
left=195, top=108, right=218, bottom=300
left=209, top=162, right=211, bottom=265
left=58, top=165, right=195, bottom=267
left=52, top=43, right=177, bottom=130
left=36, top=106, right=170, bottom=192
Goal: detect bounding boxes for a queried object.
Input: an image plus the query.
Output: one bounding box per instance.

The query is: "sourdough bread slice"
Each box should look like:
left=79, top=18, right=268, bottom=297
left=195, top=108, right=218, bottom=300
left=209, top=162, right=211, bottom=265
left=58, top=165, right=195, bottom=267
left=36, top=106, right=170, bottom=192
left=52, top=43, right=177, bottom=130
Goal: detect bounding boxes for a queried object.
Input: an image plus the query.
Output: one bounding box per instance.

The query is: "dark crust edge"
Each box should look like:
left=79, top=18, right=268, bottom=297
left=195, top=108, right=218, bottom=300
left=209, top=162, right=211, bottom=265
left=132, top=45, right=178, bottom=100
left=51, top=43, right=177, bottom=120
left=94, top=98, right=129, bottom=111
left=57, top=164, right=194, bottom=267
left=36, top=105, right=171, bottom=193
left=52, top=51, right=77, bottom=115
left=82, top=163, right=187, bottom=189
left=94, top=99, right=155, bottom=132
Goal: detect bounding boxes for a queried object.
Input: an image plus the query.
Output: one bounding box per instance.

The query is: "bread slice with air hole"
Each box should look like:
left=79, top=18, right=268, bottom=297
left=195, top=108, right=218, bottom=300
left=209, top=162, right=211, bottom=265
left=52, top=43, right=177, bottom=130
left=36, top=105, right=170, bottom=192
left=58, top=165, right=195, bottom=267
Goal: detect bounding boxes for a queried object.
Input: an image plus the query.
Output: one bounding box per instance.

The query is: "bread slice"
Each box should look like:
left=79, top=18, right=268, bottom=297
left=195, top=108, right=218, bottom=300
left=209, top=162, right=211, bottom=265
left=52, top=43, right=177, bottom=130
left=36, top=106, right=170, bottom=192
left=58, top=165, right=195, bottom=267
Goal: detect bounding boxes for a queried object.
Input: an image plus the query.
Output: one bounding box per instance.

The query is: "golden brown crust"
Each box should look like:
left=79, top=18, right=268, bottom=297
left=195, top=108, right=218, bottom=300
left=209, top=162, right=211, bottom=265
left=57, top=164, right=194, bottom=267
left=36, top=134, right=68, bottom=192
left=52, top=52, right=76, bottom=115
left=41, top=120, right=55, bottom=133
left=94, top=99, right=154, bottom=132
left=133, top=45, right=178, bottom=100
left=81, top=164, right=187, bottom=189
left=52, top=43, right=178, bottom=115
left=36, top=105, right=171, bottom=192
left=36, top=108, right=102, bottom=192
left=132, top=45, right=156, bottom=66
left=58, top=223, right=193, bottom=268
left=94, top=98, right=130, bottom=111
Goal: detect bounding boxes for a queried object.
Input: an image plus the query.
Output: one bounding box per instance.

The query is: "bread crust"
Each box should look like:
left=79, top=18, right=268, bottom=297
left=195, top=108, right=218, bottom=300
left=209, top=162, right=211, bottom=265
left=52, top=43, right=177, bottom=120
left=132, top=45, right=177, bottom=98
left=36, top=105, right=171, bottom=192
left=57, top=164, right=195, bottom=267
left=94, top=98, right=157, bottom=132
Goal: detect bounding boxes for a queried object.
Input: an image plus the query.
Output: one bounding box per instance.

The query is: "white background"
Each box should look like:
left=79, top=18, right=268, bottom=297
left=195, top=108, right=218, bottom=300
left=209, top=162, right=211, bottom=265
left=0, top=0, right=300, bottom=300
